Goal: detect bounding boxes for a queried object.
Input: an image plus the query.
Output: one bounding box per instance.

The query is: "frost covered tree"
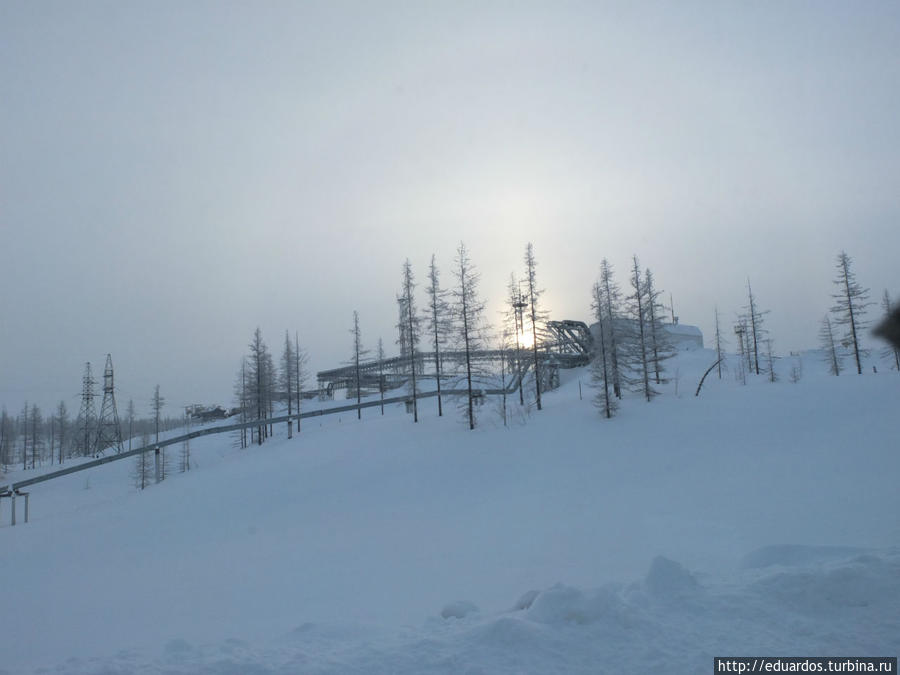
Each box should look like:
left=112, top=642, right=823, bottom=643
left=626, top=255, right=653, bottom=402
left=643, top=268, right=673, bottom=385
left=377, top=337, right=386, bottom=415
left=523, top=242, right=546, bottom=411
left=426, top=254, right=451, bottom=416
left=29, top=404, right=42, bottom=469
left=245, top=328, right=275, bottom=443
left=451, top=242, right=487, bottom=430
left=56, top=400, right=69, bottom=463
left=714, top=307, right=726, bottom=379
left=125, top=399, right=134, bottom=453
left=233, top=359, right=250, bottom=449
left=764, top=339, right=778, bottom=383
left=0, top=408, right=13, bottom=470
left=151, top=385, right=166, bottom=479
left=281, top=331, right=295, bottom=439
left=879, top=290, right=899, bottom=371
left=349, top=311, right=367, bottom=420
left=504, top=273, right=526, bottom=406
left=598, top=259, right=625, bottom=399
left=830, top=251, right=871, bottom=375
left=132, top=399, right=153, bottom=490
left=590, top=281, right=617, bottom=419
left=819, top=315, right=843, bottom=376
left=399, top=259, right=421, bottom=422
left=745, top=280, right=769, bottom=376
left=19, top=402, right=29, bottom=470
left=294, top=333, right=309, bottom=432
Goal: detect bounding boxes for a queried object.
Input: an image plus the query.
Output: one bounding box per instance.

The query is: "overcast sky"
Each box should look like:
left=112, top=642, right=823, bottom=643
left=2, top=1, right=899, bottom=415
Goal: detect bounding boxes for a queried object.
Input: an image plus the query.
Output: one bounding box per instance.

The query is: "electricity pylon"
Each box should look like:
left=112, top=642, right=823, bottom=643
left=94, top=354, right=123, bottom=456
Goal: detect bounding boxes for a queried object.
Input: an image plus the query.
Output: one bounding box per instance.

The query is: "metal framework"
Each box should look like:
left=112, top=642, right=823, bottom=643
left=316, top=318, right=595, bottom=398
left=94, top=354, right=123, bottom=456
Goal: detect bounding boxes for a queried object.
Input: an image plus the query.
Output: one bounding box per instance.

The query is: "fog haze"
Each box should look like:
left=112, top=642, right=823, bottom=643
left=2, top=1, right=899, bottom=414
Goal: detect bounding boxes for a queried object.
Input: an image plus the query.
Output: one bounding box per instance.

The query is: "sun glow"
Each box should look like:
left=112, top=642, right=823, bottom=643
left=518, top=329, right=535, bottom=350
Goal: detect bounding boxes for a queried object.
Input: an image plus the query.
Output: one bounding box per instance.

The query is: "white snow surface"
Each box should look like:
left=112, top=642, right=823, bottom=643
left=1, top=349, right=898, bottom=673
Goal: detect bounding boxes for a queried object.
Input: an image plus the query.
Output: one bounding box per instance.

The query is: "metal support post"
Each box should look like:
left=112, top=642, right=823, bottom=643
left=155, top=446, right=161, bottom=483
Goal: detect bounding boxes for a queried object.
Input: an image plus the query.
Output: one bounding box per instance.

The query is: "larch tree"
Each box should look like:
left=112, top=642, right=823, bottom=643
left=426, top=254, right=451, bottom=416
left=764, top=338, right=778, bottom=383
left=281, top=331, right=295, bottom=439
left=294, top=333, right=309, bottom=432
left=643, top=268, right=673, bottom=385
left=830, top=251, right=871, bottom=375
left=151, top=384, right=166, bottom=480
left=56, top=400, right=69, bottom=463
left=399, top=259, right=421, bottom=422
left=125, top=399, right=134, bottom=453
left=881, top=290, right=900, bottom=371
left=377, top=337, right=386, bottom=415
left=20, top=402, right=28, bottom=470
left=451, top=242, right=487, bottom=430
left=504, top=273, right=526, bottom=406
left=590, top=280, right=617, bottom=419
left=30, top=404, right=42, bottom=469
left=233, top=359, right=249, bottom=449
left=247, top=328, right=272, bottom=444
left=627, top=255, right=653, bottom=402
left=745, top=280, right=769, bottom=376
left=598, top=259, right=625, bottom=399
left=714, top=307, right=726, bottom=379
left=819, top=315, right=843, bottom=376
left=523, top=242, right=545, bottom=411
left=350, top=311, right=367, bottom=420
left=0, top=408, right=13, bottom=469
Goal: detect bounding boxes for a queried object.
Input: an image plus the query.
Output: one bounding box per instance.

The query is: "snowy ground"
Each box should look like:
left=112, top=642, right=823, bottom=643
left=1, top=349, right=898, bottom=673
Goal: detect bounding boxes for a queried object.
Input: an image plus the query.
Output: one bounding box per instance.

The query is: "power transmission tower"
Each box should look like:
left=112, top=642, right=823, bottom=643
left=77, top=362, right=96, bottom=457
left=94, top=354, right=123, bottom=456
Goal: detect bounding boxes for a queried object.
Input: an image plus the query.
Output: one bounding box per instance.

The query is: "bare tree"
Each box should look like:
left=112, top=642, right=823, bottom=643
left=451, top=242, right=487, bottom=430
left=502, top=274, right=525, bottom=406
left=56, top=400, right=69, bottom=464
left=594, top=259, right=627, bottom=398
left=830, top=251, right=871, bottom=375
left=20, top=402, right=29, bottom=470
left=523, top=242, right=545, bottom=410
left=819, top=315, right=842, bottom=376
left=350, top=311, right=367, bottom=420
left=426, top=254, right=450, bottom=416
left=125, top=399, right=135, bottom=453
left=247, top=328, right=271, bottom=444
left=745, top=280, right=769, bottom=375
left=590, top=281, right=617, bottom=418
left=294, top=332, right=308, bottom=432
left=644, top=268, right=673, bottom=385
left=880, top=290, right=900, bottom=371
left=30, top=404, right=42, bottom=468
left=281, top=331, right=295, bottom=439
left=627, top=255, right=653, bottom=402
left=377, top=337, right=386, bottom=415
left=764, top=338, right=778, bottom=383
left=0, top=408, right=13, bottom=470
left=714, top=307, right=726, bottom=379
left=400, top=259, right=420, bottom=422
left=151, top=384, right=166, bottom=480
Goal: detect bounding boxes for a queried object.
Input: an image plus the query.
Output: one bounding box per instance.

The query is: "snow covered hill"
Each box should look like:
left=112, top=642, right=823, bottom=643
left=1, top=349, right=898, bottom=673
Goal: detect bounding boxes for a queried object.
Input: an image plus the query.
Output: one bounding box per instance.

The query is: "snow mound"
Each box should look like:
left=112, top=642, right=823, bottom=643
left=511, top=589, right=540, bottom=611
left=526, top=583, right=632, bottom=626
left=644, top=555, right=698, bottom=598
left=751, top=553, right=900, bottom=615
left=440, top=600, right=479, bottom=619
left=742, top=544, right=867, bottom=569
